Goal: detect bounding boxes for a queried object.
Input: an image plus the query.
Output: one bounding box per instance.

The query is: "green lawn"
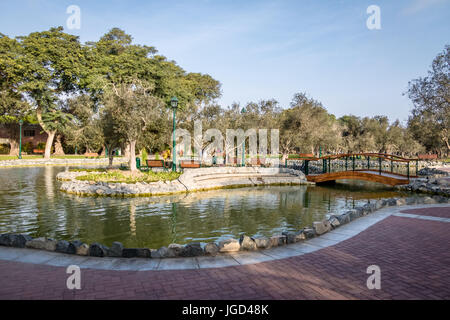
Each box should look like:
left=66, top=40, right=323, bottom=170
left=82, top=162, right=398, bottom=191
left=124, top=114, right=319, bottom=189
left=69, top=168, right=109, bottom=172
left=0, top=155, right=123, bottom=160
left=0, top=155, right=43, bottom=160
left=76, top=170, right=182, bottom=184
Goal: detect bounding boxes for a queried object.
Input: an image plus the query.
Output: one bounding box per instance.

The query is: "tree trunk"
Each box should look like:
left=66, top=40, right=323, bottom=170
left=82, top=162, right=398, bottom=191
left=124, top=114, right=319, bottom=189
left=53, top=135, right=65, bottom=156
left=129, top=140, right=137, bottom=172
left=106, top=144, right=114, bottom=168
left=44, top=131, right=56, bottom=160
left=108, top=152, right=114, bottom=168
left=281, top=153, right=288, bottom=166
left=123, top=142, right=131, bottom=160
left=36, top=108, right=56, bottom=160
left=8, top=139, right=19, bottom=156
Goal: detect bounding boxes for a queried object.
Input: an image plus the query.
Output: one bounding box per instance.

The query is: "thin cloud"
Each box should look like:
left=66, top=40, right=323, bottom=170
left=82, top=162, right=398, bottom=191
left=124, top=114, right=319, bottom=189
left=403, top=0, right=449, bottom=15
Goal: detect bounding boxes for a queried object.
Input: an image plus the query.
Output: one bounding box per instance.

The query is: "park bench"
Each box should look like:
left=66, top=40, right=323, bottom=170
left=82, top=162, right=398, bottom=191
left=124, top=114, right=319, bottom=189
left=227, top=157, right=238, bottom=166
left=250, top=158, right=266, bottom=166
left=180, top=160, right=201, bottom=169
left=145, top=159, right=170, bottom=171
left=147, top=159, right=164, bottom=168
left=84, top=153, right=98, bottom=158
left=33, top=149, right=44, bottom=154
left=298, top=153, right=314, bottom=158
left=418, top=154, right=438, bottom=160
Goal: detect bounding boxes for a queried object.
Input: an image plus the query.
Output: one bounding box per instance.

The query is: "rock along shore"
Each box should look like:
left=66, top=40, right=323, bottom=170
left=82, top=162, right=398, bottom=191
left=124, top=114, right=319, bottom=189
left=397, top=166, right=450, bottom=196
left=1, top=195, right=448, bottom=260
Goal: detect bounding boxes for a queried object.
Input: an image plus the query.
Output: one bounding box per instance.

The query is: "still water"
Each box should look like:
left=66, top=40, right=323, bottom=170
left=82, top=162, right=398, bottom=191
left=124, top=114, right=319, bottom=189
left=0, top=166, right=412, bottom=248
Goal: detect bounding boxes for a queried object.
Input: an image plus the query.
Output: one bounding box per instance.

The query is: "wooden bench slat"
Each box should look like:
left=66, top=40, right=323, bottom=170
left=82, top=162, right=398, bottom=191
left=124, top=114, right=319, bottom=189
left=147, top=160, right=164, bottom=167
left=180, top=161, right=201, bottom=168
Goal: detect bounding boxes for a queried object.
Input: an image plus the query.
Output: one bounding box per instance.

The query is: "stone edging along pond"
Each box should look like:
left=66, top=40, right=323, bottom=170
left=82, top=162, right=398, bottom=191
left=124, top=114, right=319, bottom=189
left=0, top=195, right=448, bottom=260
left=57, top=167, right=311, bottom=197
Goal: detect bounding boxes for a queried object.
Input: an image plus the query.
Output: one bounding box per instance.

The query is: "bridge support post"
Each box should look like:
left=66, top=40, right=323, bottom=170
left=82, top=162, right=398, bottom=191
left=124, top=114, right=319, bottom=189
left=416, top=160, right=418, bottom=176
left=379, top=157, right=382, bottom=175
left=305, top=160, right=309, bottom=175
left=345, top=156, right=348, bottom=171
left=416, top=160, right=419, bottom=177
left=328, top=158, right=331, bottom=173
left=352, top=156, right=355, bottom=171
left=391, top=160, right=393, bottom=173
left=407, top=162, right=410, bottom=179
left=367, top=156, right=370, bottom=170
left=323, top=159, right=326, bottom=173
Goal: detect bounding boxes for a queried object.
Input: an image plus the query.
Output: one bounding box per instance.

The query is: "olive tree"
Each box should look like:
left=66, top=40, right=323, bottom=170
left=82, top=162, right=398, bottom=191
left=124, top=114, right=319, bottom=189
left=103, top=79, right=165, bottom=171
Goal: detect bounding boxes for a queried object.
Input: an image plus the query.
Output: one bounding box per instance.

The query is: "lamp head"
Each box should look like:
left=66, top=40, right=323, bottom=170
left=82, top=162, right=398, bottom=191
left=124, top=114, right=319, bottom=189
left=170, top=96, right=179, bottom=109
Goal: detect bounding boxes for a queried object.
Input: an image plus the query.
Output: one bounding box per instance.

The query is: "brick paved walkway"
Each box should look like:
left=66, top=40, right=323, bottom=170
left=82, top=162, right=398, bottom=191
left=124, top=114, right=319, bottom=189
left=0, top=207, right=449, bottom=300
left=402, top=207, right=450, bottom=218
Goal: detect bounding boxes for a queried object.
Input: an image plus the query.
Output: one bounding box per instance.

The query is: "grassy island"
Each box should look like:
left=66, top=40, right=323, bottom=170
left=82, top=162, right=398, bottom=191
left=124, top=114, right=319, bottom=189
left=75, top=170, right=182, bottom=184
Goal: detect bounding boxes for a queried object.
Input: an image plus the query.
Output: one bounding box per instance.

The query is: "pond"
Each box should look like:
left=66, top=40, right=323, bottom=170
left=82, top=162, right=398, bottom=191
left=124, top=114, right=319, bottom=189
left=0, top=166, right=415, bottom=248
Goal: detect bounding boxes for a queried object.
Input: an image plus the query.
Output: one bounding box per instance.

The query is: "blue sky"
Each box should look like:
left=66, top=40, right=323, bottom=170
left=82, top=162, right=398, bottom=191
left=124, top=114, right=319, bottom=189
left=1, top=0, right=449, bottom=122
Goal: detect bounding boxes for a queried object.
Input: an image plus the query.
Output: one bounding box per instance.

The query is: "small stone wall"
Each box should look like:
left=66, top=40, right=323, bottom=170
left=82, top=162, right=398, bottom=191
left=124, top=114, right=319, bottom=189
left=1, top=195, right=448, bottom=259
left=57, top=167, right=310, bottom=197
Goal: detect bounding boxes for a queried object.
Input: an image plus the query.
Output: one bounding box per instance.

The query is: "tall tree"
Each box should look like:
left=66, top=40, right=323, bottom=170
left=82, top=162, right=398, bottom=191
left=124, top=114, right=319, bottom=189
left=280, top=93, right=341, bottom=156
left=103, top=79, right=164, bottom=171
left=407, top=45, right=450, bottom=156
left=63, top=94, right=104, bottom=154
left=0, top=34, right=33, bottom=155
left=16, top=27, right=84, bottom=159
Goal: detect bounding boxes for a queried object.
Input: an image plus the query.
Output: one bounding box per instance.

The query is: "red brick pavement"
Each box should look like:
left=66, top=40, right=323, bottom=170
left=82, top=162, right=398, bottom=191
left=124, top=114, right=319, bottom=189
left=0, top=208, right=449, bottom=300
left=401, top=207, right=450, bottom=218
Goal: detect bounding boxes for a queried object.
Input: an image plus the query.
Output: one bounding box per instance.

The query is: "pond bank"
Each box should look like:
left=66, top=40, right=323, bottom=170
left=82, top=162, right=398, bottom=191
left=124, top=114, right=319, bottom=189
left=0, top=198, right=448, bottom=264
left=57, top=166, right=310, bottom=197
left=0, top=157, right=127, bottom=168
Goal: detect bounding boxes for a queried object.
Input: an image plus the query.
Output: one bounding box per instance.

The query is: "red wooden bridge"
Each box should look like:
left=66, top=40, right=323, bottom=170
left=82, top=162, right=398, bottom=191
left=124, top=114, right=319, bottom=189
left=287, top=153, right=419, bottom=186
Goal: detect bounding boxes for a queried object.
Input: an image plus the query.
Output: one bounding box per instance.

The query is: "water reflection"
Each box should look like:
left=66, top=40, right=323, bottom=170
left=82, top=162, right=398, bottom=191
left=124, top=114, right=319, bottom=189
left=0, top=167, right=414, bottom=248
left=129, top=203, right=136, bottom=236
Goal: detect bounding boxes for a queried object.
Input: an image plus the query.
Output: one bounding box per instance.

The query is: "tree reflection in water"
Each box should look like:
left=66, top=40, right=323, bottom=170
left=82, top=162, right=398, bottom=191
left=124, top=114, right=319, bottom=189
left=0, top=167, right=414, bottom=248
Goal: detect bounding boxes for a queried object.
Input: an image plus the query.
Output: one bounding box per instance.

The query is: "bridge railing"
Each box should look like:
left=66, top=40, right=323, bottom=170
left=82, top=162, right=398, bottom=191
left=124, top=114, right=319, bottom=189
left=286, top=153, right=419, bottom=179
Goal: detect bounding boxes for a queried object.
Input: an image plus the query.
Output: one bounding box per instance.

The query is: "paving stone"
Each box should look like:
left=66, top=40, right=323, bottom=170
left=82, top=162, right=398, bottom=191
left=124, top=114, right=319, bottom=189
left=313, top=220, right=331, bottom=235
left=204, top=243, right=219, bottom=256
left=269, top=235, right=287, bottom=247
left=180, top=243, right=204, bottom=257
left=218, top=239, right=240, bottom=253
left=239, top=235, right=257, bottom=250
left=1, top=206, right=449, bottom=300
left=253, top=237, right=271, bottom=249
left=89, top=243, right=109, bottom=257
left=108, top=242, right=124, bottom=257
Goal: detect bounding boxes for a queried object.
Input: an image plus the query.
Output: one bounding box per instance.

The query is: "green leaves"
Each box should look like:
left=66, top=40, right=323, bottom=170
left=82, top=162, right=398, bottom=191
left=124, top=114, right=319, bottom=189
left=407, top=45, right=450, bottom=154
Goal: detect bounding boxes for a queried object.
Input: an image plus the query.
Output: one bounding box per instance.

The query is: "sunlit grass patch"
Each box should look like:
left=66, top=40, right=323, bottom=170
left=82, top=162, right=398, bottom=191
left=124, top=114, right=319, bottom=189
left=76, top=170, right=182, bottom=183
left=69, top=168, right=108, bottom=172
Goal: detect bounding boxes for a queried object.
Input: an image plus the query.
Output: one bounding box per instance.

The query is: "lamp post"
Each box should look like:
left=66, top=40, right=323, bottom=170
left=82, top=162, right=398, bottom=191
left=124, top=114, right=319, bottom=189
left=241, top=107, right=246, bottom=167
left=171, top=96, right=179, bottom=172
left=18, top=120, right=23, bottom=159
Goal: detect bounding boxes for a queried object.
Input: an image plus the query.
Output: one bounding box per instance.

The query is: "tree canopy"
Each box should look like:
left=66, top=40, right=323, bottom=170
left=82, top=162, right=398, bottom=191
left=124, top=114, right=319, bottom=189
left=407, top=45, right=450, bottom=155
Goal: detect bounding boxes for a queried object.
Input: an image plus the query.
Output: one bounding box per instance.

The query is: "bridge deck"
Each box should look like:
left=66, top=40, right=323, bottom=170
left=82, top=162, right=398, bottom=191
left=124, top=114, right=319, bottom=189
left=306, top=170, right=410, bottom=186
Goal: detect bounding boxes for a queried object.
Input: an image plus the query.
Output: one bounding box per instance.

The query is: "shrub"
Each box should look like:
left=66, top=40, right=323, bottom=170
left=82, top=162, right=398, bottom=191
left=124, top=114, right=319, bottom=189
left=155, top=152, right=160, bottom=160
left=36, top=142, right=45, bottom=150
left=22, top=142, right=34, bottom=154
left=141, top=148, right=148, bottom=163
left=0, top=144, right=10, bottom=155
